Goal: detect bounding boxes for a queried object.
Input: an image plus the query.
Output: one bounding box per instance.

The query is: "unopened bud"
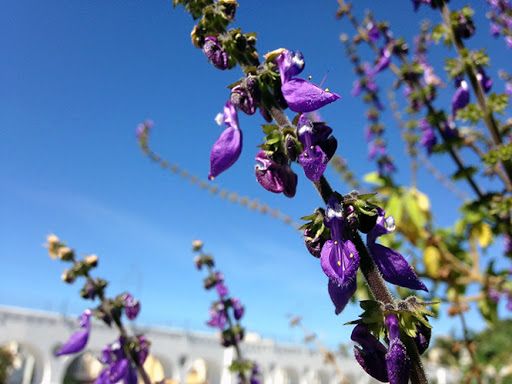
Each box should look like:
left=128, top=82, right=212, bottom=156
left=61, top=270, right=76, bottom=284
left=192, top=240, right=204, bottom=252
left=57, top=246, right=74, bottom=261
left=84, top=254, right=98, bottom=267
left=47, top=234, right=60, bottom=259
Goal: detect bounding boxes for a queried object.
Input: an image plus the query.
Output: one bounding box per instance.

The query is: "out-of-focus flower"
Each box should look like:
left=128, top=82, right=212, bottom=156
left=209, top=102, right=242, bottom=180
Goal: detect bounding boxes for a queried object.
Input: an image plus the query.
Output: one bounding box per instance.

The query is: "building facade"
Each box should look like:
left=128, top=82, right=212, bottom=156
left=0, top=306, right=377, bottom=384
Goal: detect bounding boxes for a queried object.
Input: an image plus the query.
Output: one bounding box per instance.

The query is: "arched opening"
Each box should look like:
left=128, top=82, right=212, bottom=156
left=1, top=341, right=45, bottom=384
left=62, top=352, right=102, bottom=384
left=185, top=358, right=207, bottom=384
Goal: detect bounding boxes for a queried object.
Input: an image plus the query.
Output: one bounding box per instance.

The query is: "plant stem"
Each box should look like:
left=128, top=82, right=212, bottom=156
left=440, top=2, right=512, bottom=189
left=206, top=265, right=248, bottom=384
left=84, top=273, right=152, bottom=384
left=269, top=106, right=429, bottom=384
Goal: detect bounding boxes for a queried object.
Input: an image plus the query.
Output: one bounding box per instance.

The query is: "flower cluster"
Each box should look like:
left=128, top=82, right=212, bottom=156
left=193, top=240, right=258, bottom=384
left=45, top=235, right=151, bottom=384
left=208, top=48, right=339, bottom=184
left=486, top=0, right=512, bottom=48
left=343, top=17, right=396, bottom=175
left=303, top=193, right=427, bottom=315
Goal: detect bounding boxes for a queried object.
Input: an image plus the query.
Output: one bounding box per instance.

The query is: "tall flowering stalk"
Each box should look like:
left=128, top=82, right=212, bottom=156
left=173, top=1, right=431, bottom=382
left=45, top=235, right=152, bottom=384
left=192, top=240, right=260, bottom=384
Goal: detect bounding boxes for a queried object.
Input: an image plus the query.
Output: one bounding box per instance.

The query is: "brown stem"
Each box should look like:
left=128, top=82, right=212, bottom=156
left=456, top=297, right=482, bottom=384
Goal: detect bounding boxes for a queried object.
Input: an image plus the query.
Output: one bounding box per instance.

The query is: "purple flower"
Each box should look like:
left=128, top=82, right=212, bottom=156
left=366, top=22, right=380, bottom=42
left=207, top=303, right=228, bottom=329
left=136, top=335, right=150, bottom=366
left=320, top=198, right=359, bottom=314
left=367, top=210, right=428, bottom=291
left=505, top=82, right=512, bottom=95
left=55, top=310, right=91, bottom=356
left=249, top=363, right=262, bottom=384
left=414, top=321, right=432, bottom=355
left=209, top=101, right=242, bottom=180
left=97, top=339, right=138, bottom=384
left=373, top=48, right=392, bottom=74
left=277, top=50, right=340, bottom=113
left=384, top=314, right=410, bottom=384
left=491, top=23, right=501, bottom=37
left=351, top=324, right=388, bottom=382
left=476, top=67, right=493, bottom=93
left=488, top=288, right=501, bottom=303
left=297, top=115, right=337, bottom=182
left=123, top=293, right=141, bottom=320
left=230, top=78, right=258, bottom=115
left=203, top=36, right=229, bottom=70
left=419, top=119, right=437, bottom=154
left=255, top=150, right=297, bottom=197
left=216, top=281, right=229, bottom=298
left=231, top=298, right=245, bottom=320
left=352, top=317, right=411, bottom=384
left=452, top=78, right=470, bottom=117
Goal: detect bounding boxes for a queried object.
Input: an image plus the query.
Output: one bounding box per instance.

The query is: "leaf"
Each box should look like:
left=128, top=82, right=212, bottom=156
left=471, top=223, right=493, bottom=248
left=363, top=171, right=384, bottom=186
left=424, top=246, right=441, bottom=278
left=478, top=297, right=498, bottom=326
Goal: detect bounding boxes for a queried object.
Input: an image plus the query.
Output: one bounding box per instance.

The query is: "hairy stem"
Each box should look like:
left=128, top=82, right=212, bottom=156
left=269, top=106, right=429, bottom=384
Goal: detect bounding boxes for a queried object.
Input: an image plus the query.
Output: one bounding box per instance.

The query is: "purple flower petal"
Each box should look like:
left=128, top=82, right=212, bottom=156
left=320, top=240, right=360, bottom=287
left=328, top=278, right=356, bottom=315
left=55, top=310, right=91, bottom=356
left=369, top=243, right=428, bottom=291
left=55, top=329, right=89, bottom=356
left=452, top=79, right=470, bottom=117
left=209, top=126, right=242, bottom=180
left=232, top=298, right=245, bottom=320
left=351, top=324, right=389, bottom=382
left=298, top=145, right=328, bottom=182
left=109, top=358, right=129, bottom=383
left=216, top=282, right=229, bottom=297
left=414, top=322, right=432, bottom=355
left=254, top=151, right=297, bottom=197
left=281, top=78, right=340, bottom=113
left=276, top=50, right=305, bottom=83
left=123, top=294, right=141, bottom=320
left=95, top=369, right=110, bottom=384
left=386, top=339, right=410, bottom=384
left=203, top=36, right=229, bottom=70
left=124, top=365, right=138, bottom=384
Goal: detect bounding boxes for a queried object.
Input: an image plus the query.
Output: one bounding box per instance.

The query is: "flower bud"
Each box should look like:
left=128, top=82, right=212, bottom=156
left=47, top=234, right=61, bottom=259
left=84, top=254, right=98, bottom=267
left=303, top=228, right=325, bottom=258
left=230, top=84, right=256, bottom=115
left=219, top=0, right=237, bottom=21
left=57, top=246, right=74, bottom=261
left=192, top=240, right=204, bottom=252
left=203, top=36, right=229, bottom=70
left=61, top=269, right=76, bottom=284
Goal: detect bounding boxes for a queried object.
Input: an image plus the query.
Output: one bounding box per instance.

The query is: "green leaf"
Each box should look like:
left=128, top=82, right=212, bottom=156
left=487, top=93, right=509, bottom=114
left=363, top=171, right=385, bottom=186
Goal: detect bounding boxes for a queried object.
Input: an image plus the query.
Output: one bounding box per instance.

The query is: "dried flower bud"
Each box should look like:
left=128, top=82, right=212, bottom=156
left=192, top=240, right=204, bottom=252
left=84, top=254, right=98, bottom=267
left=47, top=234, right=61, bottom=259
left=61, top=269, right=76, bottom=284
left=57, top=246, right=74, bottom=262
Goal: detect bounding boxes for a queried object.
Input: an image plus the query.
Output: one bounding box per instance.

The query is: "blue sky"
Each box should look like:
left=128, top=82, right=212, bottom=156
left=1, top=0, right=510, bottom=347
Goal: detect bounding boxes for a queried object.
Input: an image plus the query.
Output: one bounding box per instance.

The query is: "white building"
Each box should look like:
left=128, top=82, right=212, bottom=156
left=0, top=306, right=375, bottom=384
